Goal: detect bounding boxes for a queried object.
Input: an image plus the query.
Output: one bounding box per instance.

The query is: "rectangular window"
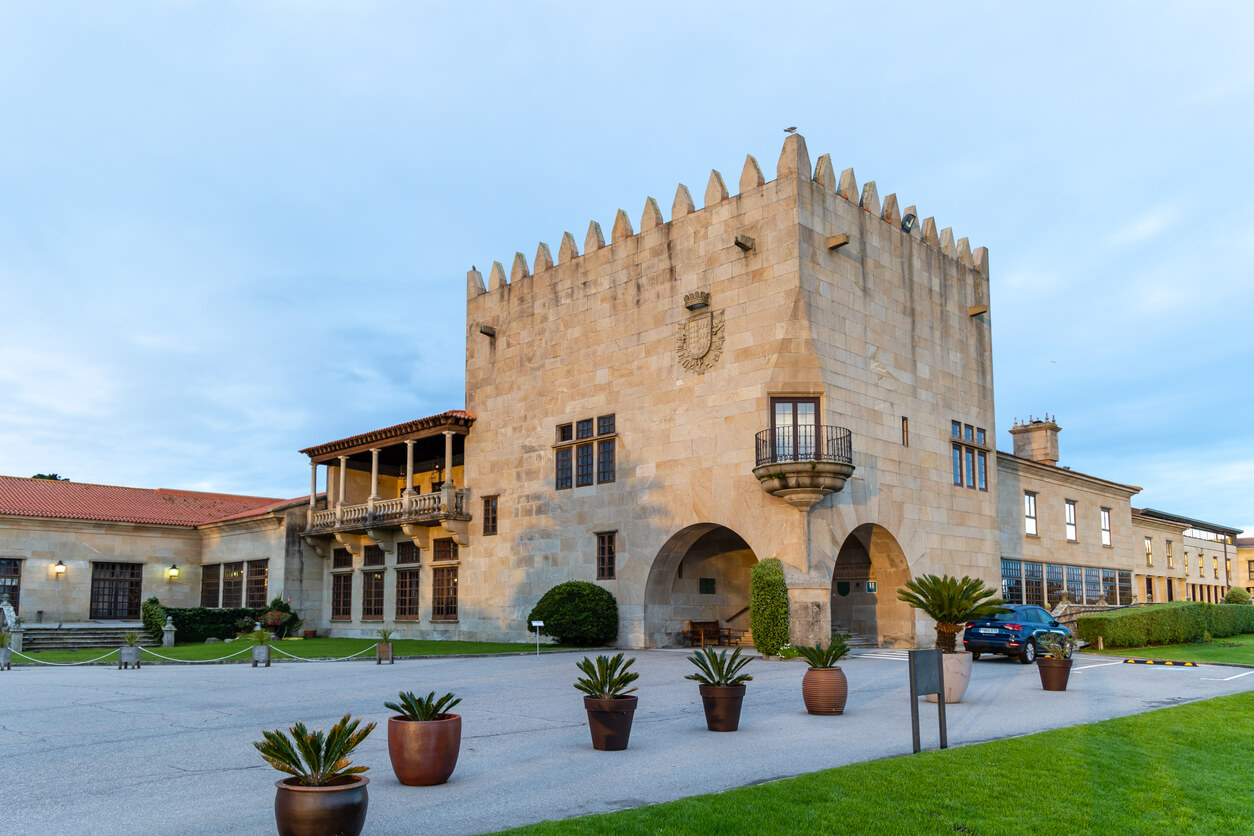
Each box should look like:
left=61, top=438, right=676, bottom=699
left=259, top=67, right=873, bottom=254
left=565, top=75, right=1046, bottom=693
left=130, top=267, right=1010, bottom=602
left=1226, top=558, right=1231, bottom=576
left=432, top=566, right=458, bottom=620
left=976, top=428, right=986, bottom=446
left=0, top=558, right=21, bottom=614
left=1145, top=576, right=1154, bottom=603
left=964, top=424, right=974, bottom=443
left=556, top=447, right=573, bottom=490
left=1101, top=569, right=1117, bottom=603
left=964, top=447, right=975, bottom=488
left=1166, top=540, right=1174, bottom=569
left=221, top=562, right=244, bottom=608
left=1024, top=562, right=1045, bottom=607
left=363, top=546, right=384, bottom=567
left=396, top=568, right=420, bottom=619
left=361, top=571, right=384, bottom=620
left=331, top=573, right=352, bottom=620
left=1100, top=508, right=1111, bottom=547
left=596, top=532, right=616, bottom=580
left=1199, top=554, right=1204, bottom=574
left=597, top=439, right=616, bottom=484
left=1145, top=536, right=1154, bottom=567
left=576, top=418, right=594, bottom=439
left=977, top=450, right=987, bottom=491
left=575, top=443, right=594, bottom=486
left=246, top=560, right=269, bottom=608
left=483, top=496, right=498, bottom=536
left=1024, top=493, right=1038, bottom=536
left=901, top=416, right=909, bottom=447
left=952, top=446, right=963, bottom=486
left=1001, top=559, right=1023, bottom=604
left=89, top=562, right=143, bottom=619
left=951, top=420, right=961, bottom=439
left=1066, top=565, right=1083, bottom=602
left=1065, top=500, right=1077, bottom=542
left=557, top=423, right=573, bottom=443
left=773, top=398, right=819, bottom=461
left=434, top=538, right=458, bottom=562
left=597, top=414, right=616, bottom=435
left=951, top=419, right=988, bottom=491
left=332, top=548, right=352, bottom=569
left=1214, top=557, right=1219, bottom=578
left=396, top=542, right=419, bottom=564
left=1248, top=561, right=1253, bottom=580
left=200, top=564, right=220, bottom=608
left=1046, top=563, right=1065, bottom=607
left=1084, top=567, right=1101, bottom=604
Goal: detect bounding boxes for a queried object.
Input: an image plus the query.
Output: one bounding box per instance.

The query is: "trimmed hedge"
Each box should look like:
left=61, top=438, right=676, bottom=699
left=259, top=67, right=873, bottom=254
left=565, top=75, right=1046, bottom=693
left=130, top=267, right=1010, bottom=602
left=1223, top=587, right=1251, bottom=605
left=750, top=558, right=790, bottom=656
left=528, top=581, right=618, bottom=646
left=141, top=597, right=303, bottom=644
left=1077, top=602, right=1254, bottom=648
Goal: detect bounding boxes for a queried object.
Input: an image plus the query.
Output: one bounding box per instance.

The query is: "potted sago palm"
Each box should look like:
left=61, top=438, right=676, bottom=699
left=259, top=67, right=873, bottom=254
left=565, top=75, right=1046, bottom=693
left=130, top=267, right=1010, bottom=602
left=252, top=628, right=272, bottom=668
left=383, top=690, right=462, bottom=785
left=254, top=714, right=375, bottom=836
left=118, top=630, right=142, bottom=670
left=685, top=646, right=753, bottom=732
left=574, top=652, right=639, bottom=751
left=1035, top=631, right=1075, bottom=692
left=897, top=574, right=1005, bottom=704
left=796, top=636, right=852, bottom=715
left=376, top=627, right=396, bottom=665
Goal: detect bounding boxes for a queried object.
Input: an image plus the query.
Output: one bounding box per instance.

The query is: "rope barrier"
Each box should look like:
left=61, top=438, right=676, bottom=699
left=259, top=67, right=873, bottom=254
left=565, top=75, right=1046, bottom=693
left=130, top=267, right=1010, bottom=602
left=140, top=646, right=253, bottom=663
left=270, top=643, right=379, bottom=662
left=11, top=649, right=119, bottom=666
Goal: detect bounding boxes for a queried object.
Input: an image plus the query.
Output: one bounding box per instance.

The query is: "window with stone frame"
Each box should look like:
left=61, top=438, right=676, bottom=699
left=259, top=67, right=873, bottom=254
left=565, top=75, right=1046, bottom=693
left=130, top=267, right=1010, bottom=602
left=332, top=548, right=352, bottom=569
left=483, top=496, right=498, bottom=536
left=555, top=414, right=616, bottom=489
left=433, top=538, right=458, bottom=562
left=245, top=560, right=269, bottom=608
left=951, top=421, right=988, bottom=491
left=0, top=558, right=22, bottom=614
left=361, top=570, right=384, bottom=620
left=396, top=568, right=420, bottom=619
left=200, top=564, right=221, bottom=608
left=396, top=541, right=419, bottom=564
left=432, top=565, right=458, bottom=620
left=222, top=562, right=245, bottom=608
left=1023, top=492, right=1038, bottom=536
left=1100, top=507, right=1112, bottom=547
left=596, top=532, right=616, bottom=580
left=331, top=572, right=352, bottom=620
left=1144, top=536, right=1153, bottom=567
left=1065, top=500, right=1077, bottom=542
left=363, top=545, right=385, bottom=567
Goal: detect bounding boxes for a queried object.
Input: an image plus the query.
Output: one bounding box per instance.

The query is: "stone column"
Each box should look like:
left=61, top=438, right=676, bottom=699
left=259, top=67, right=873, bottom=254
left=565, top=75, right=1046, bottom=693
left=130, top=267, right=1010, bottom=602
left=368, top=448, right=381, bottom=513
left=441, top=431, right=455, bottom=514
left=404, top=441, right=416, bottom=495
left=336, top=455, right=348, bottom=523
left=162, top=616, right=177, bottom=648
left=308, top=463, right=318, bottom=526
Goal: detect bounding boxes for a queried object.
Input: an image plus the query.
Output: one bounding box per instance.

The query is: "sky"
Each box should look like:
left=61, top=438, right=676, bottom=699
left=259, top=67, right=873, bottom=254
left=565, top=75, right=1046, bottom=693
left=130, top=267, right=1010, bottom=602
left=0, top=2, right=1250, bottom=534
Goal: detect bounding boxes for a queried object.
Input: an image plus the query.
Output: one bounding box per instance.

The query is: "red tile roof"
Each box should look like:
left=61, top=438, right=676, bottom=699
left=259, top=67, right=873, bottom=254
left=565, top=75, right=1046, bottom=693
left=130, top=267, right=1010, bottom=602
left=299, top=410, right=476, bottom=459
left=0, top=476, right=287, bottom=527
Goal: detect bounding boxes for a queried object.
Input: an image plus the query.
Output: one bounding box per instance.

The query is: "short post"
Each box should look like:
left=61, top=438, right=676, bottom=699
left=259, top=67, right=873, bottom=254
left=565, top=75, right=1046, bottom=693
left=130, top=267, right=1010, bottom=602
left=162, top=616, right=177, bottom=648
left=531, top=620, right=544, bottom=658
left=907, top=648, right=948, bottom=754
left=8, top=624, right=22, bottom=653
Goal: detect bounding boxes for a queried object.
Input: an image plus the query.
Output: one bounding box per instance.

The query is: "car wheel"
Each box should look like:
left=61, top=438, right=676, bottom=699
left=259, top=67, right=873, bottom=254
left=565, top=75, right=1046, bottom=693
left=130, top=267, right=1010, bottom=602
left=971, top=651, right=982, bottom=661
left=1019, top=639, right=1036, bottom=664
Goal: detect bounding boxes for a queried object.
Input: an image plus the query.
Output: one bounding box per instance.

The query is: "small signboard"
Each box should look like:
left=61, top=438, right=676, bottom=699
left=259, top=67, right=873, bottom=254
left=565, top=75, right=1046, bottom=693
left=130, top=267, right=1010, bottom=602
left=908, top=649, right=948, bottom=753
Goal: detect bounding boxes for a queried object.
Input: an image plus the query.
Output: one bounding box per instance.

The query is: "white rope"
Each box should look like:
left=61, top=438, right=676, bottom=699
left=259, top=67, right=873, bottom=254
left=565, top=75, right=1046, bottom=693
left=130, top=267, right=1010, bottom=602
left=270, top=643, right=379, bottom=662
left=140, top=646, right=253, bottom=663
left=10, top=649, right=119, bottom=666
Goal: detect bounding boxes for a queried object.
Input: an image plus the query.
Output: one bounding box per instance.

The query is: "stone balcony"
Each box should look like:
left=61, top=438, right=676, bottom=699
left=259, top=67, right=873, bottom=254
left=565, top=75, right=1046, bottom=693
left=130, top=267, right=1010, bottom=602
left=752, top=425, right=855, bottom=510
left=304, top=488, right=470, bottom=536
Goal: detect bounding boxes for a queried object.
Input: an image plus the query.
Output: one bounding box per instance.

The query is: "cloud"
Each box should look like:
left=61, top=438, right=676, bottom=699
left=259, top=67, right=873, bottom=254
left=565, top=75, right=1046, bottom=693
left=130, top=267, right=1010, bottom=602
left=1105, top=206, right=1180, bottom=247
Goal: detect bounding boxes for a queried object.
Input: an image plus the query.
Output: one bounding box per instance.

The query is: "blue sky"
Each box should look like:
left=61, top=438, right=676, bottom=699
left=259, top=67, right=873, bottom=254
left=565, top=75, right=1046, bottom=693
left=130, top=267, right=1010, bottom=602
left=0, top=3, right=1250, bottom=534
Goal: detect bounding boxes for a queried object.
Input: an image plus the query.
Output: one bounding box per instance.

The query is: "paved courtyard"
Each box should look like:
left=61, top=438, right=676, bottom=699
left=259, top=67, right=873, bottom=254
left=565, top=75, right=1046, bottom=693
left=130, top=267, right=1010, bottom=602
left=4, top=649, right=1252, bottom=835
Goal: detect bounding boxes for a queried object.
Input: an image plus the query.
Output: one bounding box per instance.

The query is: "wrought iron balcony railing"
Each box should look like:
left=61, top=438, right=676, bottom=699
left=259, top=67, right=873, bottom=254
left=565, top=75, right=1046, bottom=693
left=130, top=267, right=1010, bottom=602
left=755, top=425, right=853, bottom=468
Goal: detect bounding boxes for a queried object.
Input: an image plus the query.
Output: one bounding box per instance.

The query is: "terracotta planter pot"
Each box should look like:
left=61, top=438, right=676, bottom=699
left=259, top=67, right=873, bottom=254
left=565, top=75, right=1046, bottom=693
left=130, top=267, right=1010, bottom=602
left=273, top=775, right=368, bottom=836
left=923, top=651, right=972, bottom=704
left=1037, top=657, right=1073, bottom=691
left=801, top=666, right=848, bottom=715
left=377, top=643, right=393, bottom=665
left=583, top=695, right=637, bottom=750
left=302, top=630, right=317, bottom=640
left=698, top=684, right=745, bottom=731
left=387, top=714, right=461, bottom=785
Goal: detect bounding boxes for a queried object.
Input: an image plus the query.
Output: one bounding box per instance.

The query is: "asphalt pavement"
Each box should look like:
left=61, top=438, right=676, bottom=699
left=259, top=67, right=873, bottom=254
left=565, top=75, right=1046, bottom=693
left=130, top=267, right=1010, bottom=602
left=3, top=648, right=1251, bottom=835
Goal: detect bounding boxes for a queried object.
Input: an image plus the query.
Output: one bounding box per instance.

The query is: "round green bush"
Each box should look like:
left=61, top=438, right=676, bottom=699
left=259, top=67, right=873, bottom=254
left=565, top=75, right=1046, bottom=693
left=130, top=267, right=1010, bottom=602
left=1223, top=587, right=1251, bottom=605
left=750, top=558, right=790, bottom=656
left=527, top=581, right=618, bottom=646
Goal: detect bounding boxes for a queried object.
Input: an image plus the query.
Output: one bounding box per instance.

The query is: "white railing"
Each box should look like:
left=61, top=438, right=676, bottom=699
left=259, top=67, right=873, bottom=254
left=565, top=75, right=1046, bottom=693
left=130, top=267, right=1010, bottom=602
left=311, top=508, right=337, bottom=527
left=373, top=497, right=404, bottom=520
left=341, top=504, right=369, bottom=524
left=306, top=490, right=469, bottom=531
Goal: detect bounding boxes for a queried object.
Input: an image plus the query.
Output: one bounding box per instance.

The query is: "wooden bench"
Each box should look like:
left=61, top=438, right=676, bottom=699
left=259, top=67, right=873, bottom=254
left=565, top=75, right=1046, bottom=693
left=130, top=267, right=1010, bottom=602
left=685, top=620, right=732, bottom=648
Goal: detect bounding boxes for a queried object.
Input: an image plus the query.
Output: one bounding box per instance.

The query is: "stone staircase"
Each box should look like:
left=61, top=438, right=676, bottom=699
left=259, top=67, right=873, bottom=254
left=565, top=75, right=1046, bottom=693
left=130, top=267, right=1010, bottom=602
left=832, top=623, right=878, bottom=648
left=19, top=623, right=153, bottom=652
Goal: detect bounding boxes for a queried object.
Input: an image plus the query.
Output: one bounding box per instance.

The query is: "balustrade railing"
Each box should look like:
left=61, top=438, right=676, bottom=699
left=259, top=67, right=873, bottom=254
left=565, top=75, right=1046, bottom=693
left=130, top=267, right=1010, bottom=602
left=306, top=489, right=469, bottom=532
left=755, top=425, right=853, bottom=468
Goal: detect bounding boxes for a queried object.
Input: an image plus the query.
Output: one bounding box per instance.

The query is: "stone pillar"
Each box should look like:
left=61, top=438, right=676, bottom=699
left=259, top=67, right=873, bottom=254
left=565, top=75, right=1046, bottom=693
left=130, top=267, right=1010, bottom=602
left=368, top=448, right=381, bottom=513
left=441, top=431, right=455, bottom=514
left=336, top=455, right=348, bottom=522
left=787, top=584, right=831, bottom=647
left=162, top=616, right=177, bottom=648
left=308, top=463, right=317, bottom=526
left=8, top=624, right=22, bottom=653
left=404, top=440, right=416, bottom=495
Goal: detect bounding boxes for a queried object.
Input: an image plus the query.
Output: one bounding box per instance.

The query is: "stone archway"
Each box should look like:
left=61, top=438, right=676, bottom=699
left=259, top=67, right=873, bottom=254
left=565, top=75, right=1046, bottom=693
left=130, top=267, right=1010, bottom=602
left=830, top=523, right=914, bottom=648
left=643, top=523, right=758, bottom=648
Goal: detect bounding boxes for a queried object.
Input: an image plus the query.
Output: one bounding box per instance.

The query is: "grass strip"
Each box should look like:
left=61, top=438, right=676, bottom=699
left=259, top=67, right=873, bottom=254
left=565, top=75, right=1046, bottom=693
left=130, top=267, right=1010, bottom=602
left=497, top=691, right=1254, bottom=836
left=13, top=637, right=568, bottom=664
left=1090, top=632, right=1254, bottom=665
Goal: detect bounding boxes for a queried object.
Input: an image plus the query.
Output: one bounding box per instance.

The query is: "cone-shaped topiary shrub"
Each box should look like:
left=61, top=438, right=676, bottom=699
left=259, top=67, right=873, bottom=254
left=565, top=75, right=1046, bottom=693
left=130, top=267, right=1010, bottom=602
left=750, top=558, right=790, bottom=656
left=528, top=581, right=618, bottom=646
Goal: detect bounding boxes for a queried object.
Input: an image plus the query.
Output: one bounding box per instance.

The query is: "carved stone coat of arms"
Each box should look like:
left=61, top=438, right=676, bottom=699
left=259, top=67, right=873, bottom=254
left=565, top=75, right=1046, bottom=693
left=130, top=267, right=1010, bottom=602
left=675, top=309, right=725, bottom=373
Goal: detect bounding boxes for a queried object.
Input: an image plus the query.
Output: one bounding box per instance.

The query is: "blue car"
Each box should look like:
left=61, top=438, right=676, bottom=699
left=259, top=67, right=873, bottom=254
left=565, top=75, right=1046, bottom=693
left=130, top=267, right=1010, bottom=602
left=962, top=604, right=1074, bottom=664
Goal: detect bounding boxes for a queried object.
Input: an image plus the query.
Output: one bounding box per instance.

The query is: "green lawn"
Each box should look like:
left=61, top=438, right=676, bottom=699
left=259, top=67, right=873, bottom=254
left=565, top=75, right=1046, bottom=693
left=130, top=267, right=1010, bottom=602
left=498, top=691, right=1254, bottom=836
left=1092, top=632, right=1254, bottom=665
left=10, top=637, right=568, bottom=665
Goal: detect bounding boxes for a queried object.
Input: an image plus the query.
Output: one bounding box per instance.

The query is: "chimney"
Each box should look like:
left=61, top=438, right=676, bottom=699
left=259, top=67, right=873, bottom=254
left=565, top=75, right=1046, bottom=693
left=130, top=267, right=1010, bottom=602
left=1010, top=415, right=1061, bottom=466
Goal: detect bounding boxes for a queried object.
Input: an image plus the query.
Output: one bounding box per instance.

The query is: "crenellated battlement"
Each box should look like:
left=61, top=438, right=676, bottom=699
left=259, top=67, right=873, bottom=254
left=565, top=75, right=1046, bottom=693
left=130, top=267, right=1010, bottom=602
left=467, top=132, right=989, bottom=302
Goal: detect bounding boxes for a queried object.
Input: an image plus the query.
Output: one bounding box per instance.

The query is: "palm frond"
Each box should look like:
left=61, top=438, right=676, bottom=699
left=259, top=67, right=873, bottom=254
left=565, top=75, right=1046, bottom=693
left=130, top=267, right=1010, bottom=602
left=384, top=690, right=462, bottom=721
left=684, top=646, right=753, bottom=686
left=252, top=714, right=376, bottom=786
left=573, top=652, right=639, bottom=698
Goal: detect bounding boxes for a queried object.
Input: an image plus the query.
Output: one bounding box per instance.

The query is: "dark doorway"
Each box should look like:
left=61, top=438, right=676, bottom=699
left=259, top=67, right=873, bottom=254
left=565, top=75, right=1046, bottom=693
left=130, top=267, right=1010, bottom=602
left=90, top=562, right=143, bottom=619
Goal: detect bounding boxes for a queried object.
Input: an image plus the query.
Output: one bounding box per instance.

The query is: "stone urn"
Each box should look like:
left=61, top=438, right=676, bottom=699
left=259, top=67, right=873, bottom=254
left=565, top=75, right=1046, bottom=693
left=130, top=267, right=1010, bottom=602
left=923, top=651, right=972, bottom=704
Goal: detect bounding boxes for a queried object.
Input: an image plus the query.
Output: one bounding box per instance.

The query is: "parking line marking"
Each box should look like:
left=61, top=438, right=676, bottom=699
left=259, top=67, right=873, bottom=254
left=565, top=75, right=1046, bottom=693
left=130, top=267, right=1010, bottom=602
left=1073, top=661, right=1126, bottom=671
left=1201, top=670, right=1254, bottom=682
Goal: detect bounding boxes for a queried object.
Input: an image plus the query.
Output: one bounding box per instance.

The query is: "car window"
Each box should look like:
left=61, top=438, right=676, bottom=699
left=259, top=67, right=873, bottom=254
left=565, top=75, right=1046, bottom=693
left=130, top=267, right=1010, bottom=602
left=993, top=610, right=1025, bottom=622
left=1034, top=608, right=1052, bottom=623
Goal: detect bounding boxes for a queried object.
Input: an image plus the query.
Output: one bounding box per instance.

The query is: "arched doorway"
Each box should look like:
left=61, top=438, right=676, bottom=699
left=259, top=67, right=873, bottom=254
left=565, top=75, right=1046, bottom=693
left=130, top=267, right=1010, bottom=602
left=830, top=524, right=914, bottom=648
left=643, top=524, right=758, bottom=647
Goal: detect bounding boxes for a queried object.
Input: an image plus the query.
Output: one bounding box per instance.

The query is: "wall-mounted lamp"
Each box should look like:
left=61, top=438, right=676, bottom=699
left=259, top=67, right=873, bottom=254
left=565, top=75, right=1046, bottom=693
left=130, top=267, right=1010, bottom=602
left=901, top=213, right=917, bottom=233
left=54, top=560, right=66, bottom=577
left=168, top=564, right=180, bottom=581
